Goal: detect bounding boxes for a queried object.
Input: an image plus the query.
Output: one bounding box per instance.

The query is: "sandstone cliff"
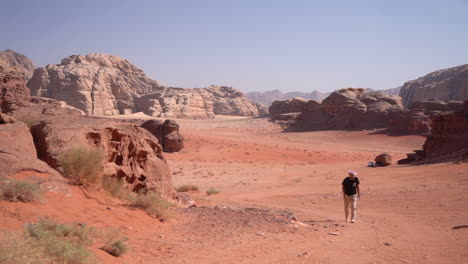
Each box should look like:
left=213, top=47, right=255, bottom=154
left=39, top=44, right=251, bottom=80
left=28, top=53, right=260, bottom=118
left=399, top=64, right=468, bottom=107
left=0, top=49, right=35, bottom=79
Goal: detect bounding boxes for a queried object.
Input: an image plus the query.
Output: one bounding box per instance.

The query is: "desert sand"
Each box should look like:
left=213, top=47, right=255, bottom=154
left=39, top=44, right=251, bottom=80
left=1, top=116, right=467, bottom=264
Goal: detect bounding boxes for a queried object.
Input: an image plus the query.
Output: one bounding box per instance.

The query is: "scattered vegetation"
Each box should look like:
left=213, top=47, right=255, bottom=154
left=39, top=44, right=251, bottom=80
left=101, top=175, right=173, bottom=221
left=0, top=231, right=49, bottom=264
left=176, top=184, right=199, bottom=192
left=206, top=187, right=220, bottom=196
left=25, top=218, right=95, bottom=263
left=59, top=147, right=105, bottom=186
left=0, top=177, right=43, bottom=202
left=0, top=218, right=130, bottom=263
left=99, top=228, right=128, bottom=257
left=129, top=190, right=173, bottom=221
left=101, top=175, right=125, bottom=198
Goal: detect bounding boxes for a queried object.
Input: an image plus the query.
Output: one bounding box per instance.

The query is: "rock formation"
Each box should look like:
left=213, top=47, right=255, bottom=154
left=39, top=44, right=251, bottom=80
left=0, top=113, right=61, bottom=178
left=141, top=119, right=184, bottom=152
left=28, top=53, right=164, bottom=116
left=269, top=97, right=309, bottom=119
left=0, top=61, right=31, bottom=113
left=0, top=49, right=35, bottom=79
left=387, top=100, right=463, bottom=136
left=27, top=53, right=261, bottom=118
left=399, top=64, right=468, bottom=107
left=30, top=114, right=176, bottom=199
left=292, top=88, right=403, bottom=131
left=399, top=101, right=468, bottom=163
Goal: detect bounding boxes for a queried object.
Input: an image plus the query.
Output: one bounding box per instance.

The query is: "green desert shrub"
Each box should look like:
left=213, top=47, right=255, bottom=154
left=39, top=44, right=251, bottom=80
left=25, top=218, right=95, bottom=263
left=206, top=187, right=220, bottom=196
left=176, top=184, right=199, bottom=192
left=0, top=178, right=43, bottom=202
left=13, top=112, right=40, bottom=129
left=59, top=147, right=105, bottom=186
left=130, top=191, right=173, bottom=221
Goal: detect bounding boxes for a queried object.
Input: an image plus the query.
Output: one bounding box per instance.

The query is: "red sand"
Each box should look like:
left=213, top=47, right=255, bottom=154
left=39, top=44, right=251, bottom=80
left=1, top=117, right=467, bottom=263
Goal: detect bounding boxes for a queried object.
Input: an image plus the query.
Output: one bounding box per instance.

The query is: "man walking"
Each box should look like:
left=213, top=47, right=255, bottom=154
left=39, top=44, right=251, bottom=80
left=342, top=170, right=360, bottom=223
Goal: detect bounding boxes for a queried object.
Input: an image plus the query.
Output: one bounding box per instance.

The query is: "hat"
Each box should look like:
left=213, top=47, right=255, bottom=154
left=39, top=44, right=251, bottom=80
left=348, top=170, right=357, bottom=176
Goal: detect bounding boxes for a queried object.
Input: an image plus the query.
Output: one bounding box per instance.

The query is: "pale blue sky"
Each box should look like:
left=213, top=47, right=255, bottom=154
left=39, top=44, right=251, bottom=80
left=1, top=0, right=467, bottom=92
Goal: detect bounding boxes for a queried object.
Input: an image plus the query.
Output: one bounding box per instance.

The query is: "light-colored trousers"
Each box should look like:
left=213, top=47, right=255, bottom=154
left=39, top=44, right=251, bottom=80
left=344, top=194, right=358, bottom=221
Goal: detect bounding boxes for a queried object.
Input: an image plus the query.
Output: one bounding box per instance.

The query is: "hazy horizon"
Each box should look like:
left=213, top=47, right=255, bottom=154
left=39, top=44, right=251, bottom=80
left=1, top=0, right=467, bottom=93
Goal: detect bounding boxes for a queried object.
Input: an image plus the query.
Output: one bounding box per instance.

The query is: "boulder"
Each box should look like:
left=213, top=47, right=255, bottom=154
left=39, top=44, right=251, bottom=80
left=292, top=88, right=403, bottom=131
left=375, top=153, right=392, bottom=166
left=0, top=113, right=61, bottom=178
left=30, top=115, right=176, bottom=199
left=141, top=119, right=184, bottom=152
left=0, top=61, right=31, bottom=113
left=0, top=49, right=35, bottom=79
left=399, top=64, right=468, bottom=107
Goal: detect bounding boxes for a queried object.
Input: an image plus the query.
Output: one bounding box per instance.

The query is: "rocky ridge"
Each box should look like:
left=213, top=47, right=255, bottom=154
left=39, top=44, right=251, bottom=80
left=28, top=53, right=261, bottom=118
left=399, top=64, right=468, bottom=107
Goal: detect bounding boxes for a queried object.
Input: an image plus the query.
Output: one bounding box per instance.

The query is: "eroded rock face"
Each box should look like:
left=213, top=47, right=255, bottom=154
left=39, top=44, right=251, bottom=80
left=292, top=88, right=403, bottom=131
left=423, top=101, right=468, bottom=160
left=399, top=101, right=468, bottom=163
left=387, top=100, right=463, bottom=136
left=0, top=49, right=35, bottom=79
left=27, top=53, right=260, bottom=118
left=0, top=113, right=61, bottom=178
left=399, top=64, right=468, bottom=107
left=28, top=53, right=164, bottom=116
left=0, top=61, right=31, bottom=113
left=30, top=115, right=175, bottom=199
left=207, top=85, right=259, bottom=116
left=269, top=97, right=309, bottom=119
left=141, top=119, right=184, bottom=152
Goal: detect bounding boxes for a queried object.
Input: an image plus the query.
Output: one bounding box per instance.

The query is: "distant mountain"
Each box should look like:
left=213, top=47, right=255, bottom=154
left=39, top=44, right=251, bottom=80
left=246, top=89, right=330, bottom=106
left=379, top=86, right=401, bottom=95
left=0, top=49, right=35, bottom=79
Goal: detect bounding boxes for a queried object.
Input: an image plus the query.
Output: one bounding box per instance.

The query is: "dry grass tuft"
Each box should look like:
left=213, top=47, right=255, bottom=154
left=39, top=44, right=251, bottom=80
left=59, top=147, right=105, bottom=186
left=206, top=187, right=220, bottom=196
left=176, top=184, right=199, bottom=192
left=0, top=177, right=43, bottom=202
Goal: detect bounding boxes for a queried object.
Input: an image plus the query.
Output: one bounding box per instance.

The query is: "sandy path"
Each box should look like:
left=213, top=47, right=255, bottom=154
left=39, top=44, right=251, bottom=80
left=165, top=117, right=468, bottom=264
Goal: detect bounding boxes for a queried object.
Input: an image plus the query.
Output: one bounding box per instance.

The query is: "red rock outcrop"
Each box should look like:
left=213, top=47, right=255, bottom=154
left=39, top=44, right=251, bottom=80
left=399, top=101, right=468, bottom=163
left=0, top=113, right=61, bottom=178
left=141, top=119, right=184, bottom=153
left=375, top=153, right=392, bottom=166
left=399, top=64, right=468, bottom=107
left=387, top=100, right=463, bottom=136
left=0, top=61, right=31, bottom=113
left=30, top=115, right=176, bottom=199
left=292, top=88, right=403, bottom=131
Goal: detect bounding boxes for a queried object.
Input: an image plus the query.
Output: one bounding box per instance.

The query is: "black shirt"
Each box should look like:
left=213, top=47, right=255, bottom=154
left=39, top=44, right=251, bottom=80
left=342, top=177, right=360, bottom=196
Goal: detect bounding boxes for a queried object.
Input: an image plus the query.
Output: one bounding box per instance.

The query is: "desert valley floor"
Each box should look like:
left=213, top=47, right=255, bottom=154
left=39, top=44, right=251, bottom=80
left=1, top=116, right=467, bottom=264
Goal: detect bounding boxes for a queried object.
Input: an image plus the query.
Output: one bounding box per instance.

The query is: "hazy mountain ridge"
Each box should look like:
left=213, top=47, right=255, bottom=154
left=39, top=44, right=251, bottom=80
left=246, top=90, right=330, bottom=106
